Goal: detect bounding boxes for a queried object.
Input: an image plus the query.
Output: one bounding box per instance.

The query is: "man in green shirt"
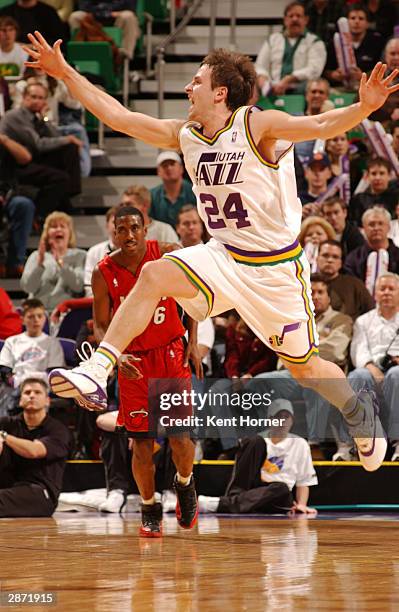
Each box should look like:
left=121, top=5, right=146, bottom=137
left=150, top=151, right=197, bottom=227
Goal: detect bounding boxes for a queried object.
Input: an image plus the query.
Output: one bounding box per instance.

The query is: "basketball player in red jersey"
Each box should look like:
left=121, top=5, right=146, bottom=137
left=92, top=205, right=202, bottom=537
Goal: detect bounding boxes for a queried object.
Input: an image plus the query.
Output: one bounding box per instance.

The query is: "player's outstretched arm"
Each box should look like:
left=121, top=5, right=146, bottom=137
left=253, top=63, right=399, bottom=143
left=24, top=31, right=184, bottom=150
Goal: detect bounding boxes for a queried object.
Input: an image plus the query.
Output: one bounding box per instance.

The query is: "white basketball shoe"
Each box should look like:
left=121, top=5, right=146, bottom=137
left=49, top=359, right=109, bottom=411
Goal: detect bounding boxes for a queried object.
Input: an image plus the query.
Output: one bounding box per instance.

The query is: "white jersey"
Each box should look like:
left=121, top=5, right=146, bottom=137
left=179, top=105, right=303, bottom=265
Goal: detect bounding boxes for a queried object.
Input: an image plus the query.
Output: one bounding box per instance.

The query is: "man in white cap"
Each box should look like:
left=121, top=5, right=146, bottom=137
left=150, top=151, right=197, bottom=227
left=198, top=399, right=318, bottom=515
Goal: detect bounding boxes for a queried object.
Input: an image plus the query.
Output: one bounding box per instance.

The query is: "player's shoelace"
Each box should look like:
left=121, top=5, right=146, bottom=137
left=76, top=340, right=95, bottom=365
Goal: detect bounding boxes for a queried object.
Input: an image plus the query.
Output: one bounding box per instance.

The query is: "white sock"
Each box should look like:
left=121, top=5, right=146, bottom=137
left=142, top=496, right=155, bottom=505
left=176, top=472, right=192, bottom=486
left=94, top=342, right=121, bottom=372
left=198, top=495, right=219, bottom=513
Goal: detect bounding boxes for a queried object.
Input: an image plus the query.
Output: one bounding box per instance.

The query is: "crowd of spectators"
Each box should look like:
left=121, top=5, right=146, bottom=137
left=1, top=0, right=399, bottom=518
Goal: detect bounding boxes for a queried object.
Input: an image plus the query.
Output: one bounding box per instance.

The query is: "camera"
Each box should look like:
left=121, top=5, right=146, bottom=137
left=379, top=354, right=396, bottom=373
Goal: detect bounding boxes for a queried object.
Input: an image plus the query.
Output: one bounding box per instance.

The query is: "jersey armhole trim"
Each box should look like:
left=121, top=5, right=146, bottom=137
left=244, top=107, right=294, bottom=169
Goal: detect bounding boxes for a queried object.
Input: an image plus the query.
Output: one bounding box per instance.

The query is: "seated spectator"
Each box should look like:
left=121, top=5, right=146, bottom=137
left=254, top=275, right=352, bottom=459
left=0, top=0, right=66, bottom=45
left=299, top=153, right=333, bottom=214
left=0, top=82, right=82, bottom=219
left=84, top=206, right=118, bottom=297
left=295, top=78, right=334, bottom=164
left=349, top=157, right=399, bottom=225
left=21, top=211, right=86, bottom=312
left=344, top=207, right=399, bottom=295
left=370, top=38, right=399, bottom=125
left=205, top=317, right=277, bottom=458
left=347, top=273, right=399, bottom=461
left=0, top=377, right=70, bottom=517
left=42, top=0, right=74, bottom=22
left=199, top=400, right=318, bottom=515
left=0, top=131, right=34, bottom=278
left=305, top=0, right=345, bottom=46
left=176, top=205, right=204, bottom=248
left=13, top=68, right=91, bottom=177
left=0, top=298, right=64, bottom=390
left=96, top=411, right=136, bottom=512
left=0, top=16, right=28, bottom=77
left=298, top=215, right=336, bottom=271
left=69, top=1, right=140, bottom=60
left=0, top=287, right=22, bottom=339
left=320, top=197, right=365, bottom=258
left=317, top=240, right=374, bottom=320
left=255, top=2, right=326, bottom=98
left=324, top=4, right=385, bottom=90
left=150, top=151, right=196, bottom=227
left=121, top=185, right=179, bottom=243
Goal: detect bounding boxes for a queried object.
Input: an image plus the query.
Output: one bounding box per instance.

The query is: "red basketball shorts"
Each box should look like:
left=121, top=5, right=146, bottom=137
left=116, top=337, right=192, bottom=435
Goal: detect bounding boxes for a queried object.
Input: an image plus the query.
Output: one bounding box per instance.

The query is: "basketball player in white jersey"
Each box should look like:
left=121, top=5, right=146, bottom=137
left=26, top=32, right=399, bottom=472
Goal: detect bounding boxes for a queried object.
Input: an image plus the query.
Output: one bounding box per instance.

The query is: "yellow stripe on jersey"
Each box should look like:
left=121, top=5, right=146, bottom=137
left=163, top=254, right=214, bottom=317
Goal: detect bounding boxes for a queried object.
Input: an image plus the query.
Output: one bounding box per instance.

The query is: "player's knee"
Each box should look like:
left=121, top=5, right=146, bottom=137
left=139, top=261, right=165, bottom=294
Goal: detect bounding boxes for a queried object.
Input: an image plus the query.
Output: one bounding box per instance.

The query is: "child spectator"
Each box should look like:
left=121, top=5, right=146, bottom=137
left=0, top=298, right=64, bottom=389
left=0, top=16, right=27, bottom=77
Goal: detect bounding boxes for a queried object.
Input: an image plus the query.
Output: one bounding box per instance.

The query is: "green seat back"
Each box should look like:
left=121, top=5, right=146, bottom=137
left=330, top=92, right=356, bottom=108
left=273, top=94, right=305, bottom=114
left=103, top=26, right=123, bottom=48
left=67, top=41, right=120, bottom=92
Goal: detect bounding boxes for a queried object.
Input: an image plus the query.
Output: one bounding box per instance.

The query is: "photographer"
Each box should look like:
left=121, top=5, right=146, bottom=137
left=0, top=377, right=70, bottom=517
left=348, top=273, right=399, bottom=460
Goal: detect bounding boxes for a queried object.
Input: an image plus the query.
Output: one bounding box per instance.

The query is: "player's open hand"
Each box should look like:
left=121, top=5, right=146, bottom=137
left=23, top=31, right=68, bottom=80
left=359, top=62, right=399, bottom=114
left=184, top=341, right=204, bottom=380
left=118, top=354, right=143, bottom=380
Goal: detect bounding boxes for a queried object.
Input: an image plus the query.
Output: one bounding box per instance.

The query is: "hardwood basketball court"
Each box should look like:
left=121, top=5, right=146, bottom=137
left=1, top=513, right=398, bottom=611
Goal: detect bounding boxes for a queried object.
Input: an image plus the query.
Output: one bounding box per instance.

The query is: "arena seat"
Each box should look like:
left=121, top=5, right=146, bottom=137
left=56, top=306, right=92, bottom=340
left=59, top=338, right=77, bottom=367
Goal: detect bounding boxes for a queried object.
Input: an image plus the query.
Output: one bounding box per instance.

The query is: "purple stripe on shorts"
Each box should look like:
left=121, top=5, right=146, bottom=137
left=224, top=239, right=300, bottom=258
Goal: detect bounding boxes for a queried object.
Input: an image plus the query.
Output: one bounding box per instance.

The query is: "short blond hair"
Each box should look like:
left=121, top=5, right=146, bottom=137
left=123, top=185, right=151, bottom=206
left=41, top=211, right=76, bottom=250
left=298, top=215, right=336, bottom=246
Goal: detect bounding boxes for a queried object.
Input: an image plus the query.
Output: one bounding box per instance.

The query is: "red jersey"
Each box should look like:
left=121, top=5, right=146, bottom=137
left=98, top=240, right=185, bottom=352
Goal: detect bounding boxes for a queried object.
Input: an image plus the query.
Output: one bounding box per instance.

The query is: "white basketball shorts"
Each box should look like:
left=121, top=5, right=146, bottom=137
left=163, top=238, right=319, bottom=364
